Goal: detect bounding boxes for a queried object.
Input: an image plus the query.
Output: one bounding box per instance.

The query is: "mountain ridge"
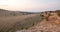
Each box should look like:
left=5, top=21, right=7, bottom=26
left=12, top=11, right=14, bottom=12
left=0, top=9, right=37, bottom=17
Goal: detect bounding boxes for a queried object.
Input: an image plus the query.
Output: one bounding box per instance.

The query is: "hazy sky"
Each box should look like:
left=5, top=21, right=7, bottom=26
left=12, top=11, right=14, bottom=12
left=0, top=0, right=60, bottom=12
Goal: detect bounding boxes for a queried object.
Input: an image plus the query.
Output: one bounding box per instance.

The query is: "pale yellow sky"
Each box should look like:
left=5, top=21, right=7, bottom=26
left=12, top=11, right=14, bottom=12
left=0, top=0, right=60, bottom=12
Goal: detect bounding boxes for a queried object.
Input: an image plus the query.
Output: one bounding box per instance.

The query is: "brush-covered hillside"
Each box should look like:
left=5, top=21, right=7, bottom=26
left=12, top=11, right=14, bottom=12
left=0, top=9, right=60, bottom=32
left=0, top=9, right=42, bottom=32
left=0, top=9, right=34, bottom=17
left=16, top=10, right=60, bottom=32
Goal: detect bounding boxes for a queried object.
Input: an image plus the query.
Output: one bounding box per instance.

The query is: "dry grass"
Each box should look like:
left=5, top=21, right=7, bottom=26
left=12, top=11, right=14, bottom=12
left=0, top=14, right=44, bottom=32
left=17, top=10, right=60, bottom=32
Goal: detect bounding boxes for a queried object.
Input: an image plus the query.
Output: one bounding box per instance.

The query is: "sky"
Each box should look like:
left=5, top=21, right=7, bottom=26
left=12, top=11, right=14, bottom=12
left=0, top=0, right=60, bottom=12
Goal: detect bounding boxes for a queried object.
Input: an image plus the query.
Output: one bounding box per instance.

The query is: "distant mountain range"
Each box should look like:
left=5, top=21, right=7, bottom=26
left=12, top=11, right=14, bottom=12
left=0, top=9, right=60, bottom=17
left=0, top=9, right=38, bottom=17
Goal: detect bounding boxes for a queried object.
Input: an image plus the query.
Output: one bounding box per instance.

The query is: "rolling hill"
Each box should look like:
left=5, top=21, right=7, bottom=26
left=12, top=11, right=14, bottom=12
left=0, top=9, right=60, bottom=32
left=16, top=10, right=60, bottom=32
left=0, top=9, right=42, bottom=32
left=0, top=9, right=36, bottom=17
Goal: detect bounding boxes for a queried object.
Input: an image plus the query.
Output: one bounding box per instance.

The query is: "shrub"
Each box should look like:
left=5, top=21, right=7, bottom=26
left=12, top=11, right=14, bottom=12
left=56, top=10, right=60, bottom=16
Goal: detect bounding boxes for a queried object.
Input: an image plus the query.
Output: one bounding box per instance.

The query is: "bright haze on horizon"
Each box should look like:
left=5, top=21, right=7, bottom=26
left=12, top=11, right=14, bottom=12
left=0, top=0, right=60, bottom=12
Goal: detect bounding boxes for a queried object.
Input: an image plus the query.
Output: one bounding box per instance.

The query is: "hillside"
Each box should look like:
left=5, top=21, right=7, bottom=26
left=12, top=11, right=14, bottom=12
left=0, top=9, right=34, bottom=17
left=16, top=10, right=60, bottom=32
left=0, top=9, right=42, bottom=32
left=0, top=14, right=41, bottom=32
left=0, top=10, right=60, bottom=32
